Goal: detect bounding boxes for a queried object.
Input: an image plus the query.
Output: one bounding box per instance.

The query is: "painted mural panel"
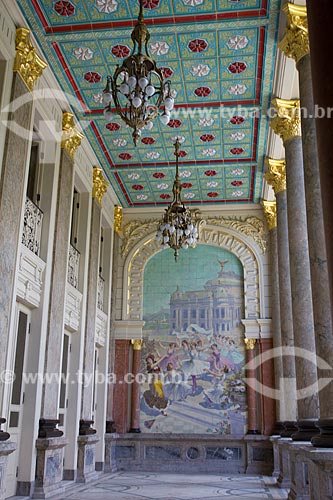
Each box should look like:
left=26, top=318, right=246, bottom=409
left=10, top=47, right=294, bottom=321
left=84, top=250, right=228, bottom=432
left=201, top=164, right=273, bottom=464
left=140, top=245, right=247, bottom=434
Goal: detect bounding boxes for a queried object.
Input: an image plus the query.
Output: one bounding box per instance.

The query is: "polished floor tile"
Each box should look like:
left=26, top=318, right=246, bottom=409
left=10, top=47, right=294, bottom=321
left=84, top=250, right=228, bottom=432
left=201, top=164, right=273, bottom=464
left=57, top=472, right=289, bottom=500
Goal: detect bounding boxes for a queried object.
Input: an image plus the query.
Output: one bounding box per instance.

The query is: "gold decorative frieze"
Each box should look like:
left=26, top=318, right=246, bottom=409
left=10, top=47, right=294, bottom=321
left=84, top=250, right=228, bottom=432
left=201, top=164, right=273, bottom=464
left=121, top=215, right=266, bottom=257
left=279, top=4, right=309, bottom=65
left=270, top=98, right=301, bottom=143
left=244, top=338, right=256, bottom=350
left=61, top=112, right=84, bottom=160
left=131, top=339, right=143, bottom=351
left=14, top=28, right=47, bottom=92
left=261, top=200, right=277, bottom=231
left=264, top=158, right=286, bottom=194
left=114, top=205, right=123, bottom=235
left=92, top=167, right=109, bottom=205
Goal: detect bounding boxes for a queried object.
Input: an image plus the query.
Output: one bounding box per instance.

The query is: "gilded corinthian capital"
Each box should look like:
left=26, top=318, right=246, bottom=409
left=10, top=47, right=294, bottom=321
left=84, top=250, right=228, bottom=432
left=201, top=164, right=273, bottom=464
left=270, top=98, right=301, bottom=143
left=279, top=4, right=309, bottom=65
left=14, top=28, right=47, bottom=92
left=264, top=158, right=286, bottom=194
left=93, top=167, right=109, bottom=205
left=114, top=205, right=123, bottom=235
left=261, top=200, right=277, bottom=231
left=61, top=112, right=84, bottom=160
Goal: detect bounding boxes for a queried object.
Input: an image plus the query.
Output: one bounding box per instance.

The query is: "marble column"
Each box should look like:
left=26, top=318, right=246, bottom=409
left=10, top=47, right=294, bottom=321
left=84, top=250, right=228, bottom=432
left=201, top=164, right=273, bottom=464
left=261, top=202, right=283, bottom=427
left=243, top=333, right=260, bottom=434
left=0, top=28, right=46, bottom=417
left=257, top=320, right=276, bottom=437
left=129, top=340, right=143, bottom=433
left=270, top=99, right=319, bottom=440
left=80, top=168, right=108, bottom=435
left=40, top=113, right=83, bottom=434
left=113, top=340, right=131, bottom=434
left=264, top=160, right=297, bottom=432
left=280, top=3, right=333, bottom=447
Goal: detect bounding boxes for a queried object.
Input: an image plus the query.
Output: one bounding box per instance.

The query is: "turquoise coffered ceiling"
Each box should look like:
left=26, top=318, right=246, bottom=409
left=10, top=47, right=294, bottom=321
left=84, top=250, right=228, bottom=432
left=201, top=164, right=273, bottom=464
left=18, top=0, right=281, bottom=207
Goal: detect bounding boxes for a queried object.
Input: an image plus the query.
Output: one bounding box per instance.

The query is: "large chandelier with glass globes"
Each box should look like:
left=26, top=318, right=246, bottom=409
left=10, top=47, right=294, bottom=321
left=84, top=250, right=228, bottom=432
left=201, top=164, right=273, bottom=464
left=102, top=0, right=175, bottom=146
left=156, top=139, right=199, bottom=262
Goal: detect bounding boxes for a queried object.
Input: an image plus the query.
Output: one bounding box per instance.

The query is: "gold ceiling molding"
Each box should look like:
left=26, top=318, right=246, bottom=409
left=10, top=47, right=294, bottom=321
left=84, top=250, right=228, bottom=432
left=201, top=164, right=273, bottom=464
left=114, top=205, right=123, bottom=235
left=121, top=214, right=266, bottom=257
left=264, top=158, right=286, bottom=194
left=92, top=167, right=109, bottom=205
left=14, top=27, right=47, bottom=92
left=61, top=112, right=84, bottom=160
left=261, top=200, right=277, bottom=231
left=279, top=4, right=309, bottom=65
left=270, top=98, right=301, bottom=143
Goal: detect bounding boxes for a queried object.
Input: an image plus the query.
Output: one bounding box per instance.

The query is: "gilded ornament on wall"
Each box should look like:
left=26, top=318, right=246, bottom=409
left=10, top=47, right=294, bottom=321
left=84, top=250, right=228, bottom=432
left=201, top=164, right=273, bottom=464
left=279, top=4, right=309, bottom=65
left=92, top=167, right=109, bottom=205
left=14, top=27, right=47, bottom=92
left=270, top=98, right=301, bottom=143
left=61, top=112, right=84, bottom=160
left=114, top=205, right=123, bottom=235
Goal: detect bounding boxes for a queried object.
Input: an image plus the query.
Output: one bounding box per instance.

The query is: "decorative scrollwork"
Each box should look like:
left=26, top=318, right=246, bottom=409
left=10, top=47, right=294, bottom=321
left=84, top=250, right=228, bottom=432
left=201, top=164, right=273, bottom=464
left=97, top=274, right=105, bottom=311
left=22, top=197, right=43, bottom=256
left=67, top=244, right=80, bottom=289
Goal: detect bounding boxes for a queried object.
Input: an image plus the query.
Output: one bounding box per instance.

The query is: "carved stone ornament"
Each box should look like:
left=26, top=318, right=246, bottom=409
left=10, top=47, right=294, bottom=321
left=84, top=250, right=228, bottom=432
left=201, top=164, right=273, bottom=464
left=121, top=214, right=266, bottom=258
left=264, top=158, right=286, bottom=194
left=131, top=339, right=143, bottom=351
left=279, top=4, right=309, bottom=65
left=261, top=200, right=277, bottom=231
left=61, top=112, right=84, bottom=160
left=244, top=338, right=256, bottom=350
left=270, top=98, right=301, bottom=143
left=14, top=28, right=47, bottom=92
left=114, top=205, right=123, bottom=235
left=92, top=167, right=109, bottom=205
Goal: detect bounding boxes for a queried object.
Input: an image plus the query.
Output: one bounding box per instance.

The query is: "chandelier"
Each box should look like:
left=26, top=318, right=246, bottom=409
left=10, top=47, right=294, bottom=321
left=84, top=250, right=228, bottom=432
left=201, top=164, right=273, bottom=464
left=102, top=0, right=174, bottom=146
left=156, top=139, right=199, bottom=262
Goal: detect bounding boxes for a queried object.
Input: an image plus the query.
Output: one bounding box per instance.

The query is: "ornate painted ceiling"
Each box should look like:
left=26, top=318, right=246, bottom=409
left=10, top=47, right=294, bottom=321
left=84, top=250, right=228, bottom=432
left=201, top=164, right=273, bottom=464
left=18, top=0, right=280, bottom=207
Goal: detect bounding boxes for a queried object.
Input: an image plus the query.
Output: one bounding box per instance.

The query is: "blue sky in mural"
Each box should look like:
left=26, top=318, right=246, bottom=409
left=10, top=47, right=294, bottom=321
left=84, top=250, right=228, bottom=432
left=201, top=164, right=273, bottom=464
left=143, top=245, right=243, bottom=316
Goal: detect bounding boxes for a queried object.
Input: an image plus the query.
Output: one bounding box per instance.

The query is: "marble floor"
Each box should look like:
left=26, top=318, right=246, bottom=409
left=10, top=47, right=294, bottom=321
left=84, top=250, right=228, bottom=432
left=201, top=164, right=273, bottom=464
left=56, top=472, right=289, bottom=500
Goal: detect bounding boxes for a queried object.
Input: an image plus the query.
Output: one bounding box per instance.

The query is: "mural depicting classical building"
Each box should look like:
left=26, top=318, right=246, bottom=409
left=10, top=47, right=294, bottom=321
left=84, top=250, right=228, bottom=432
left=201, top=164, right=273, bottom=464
left=141, top=245, right=247, bottom=435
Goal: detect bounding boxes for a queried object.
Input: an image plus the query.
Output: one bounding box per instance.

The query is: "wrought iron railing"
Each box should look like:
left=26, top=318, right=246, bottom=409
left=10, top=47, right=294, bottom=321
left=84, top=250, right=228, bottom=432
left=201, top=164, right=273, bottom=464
left=68, top=244, right=80, bottom=289
left=97, top=274, right=105, bottom=311
left=22, top=197, right=43, bottom=256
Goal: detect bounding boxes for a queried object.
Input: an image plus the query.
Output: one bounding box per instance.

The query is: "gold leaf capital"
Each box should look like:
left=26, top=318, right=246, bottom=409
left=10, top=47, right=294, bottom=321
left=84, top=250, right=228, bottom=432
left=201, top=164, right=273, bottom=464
left=61, top=112, right=84, bottom=160
left=270, top=98, right=301, bottom=143
left=279, top=4, right=309, bottom=65
left=131, top=339, right=143, bottom=351
left=261, top=200, right=277, bottom=231
left=93, top=167, right=109, bottom=205
left=244, top=338, right=256, bottom=350
left=264, top=158, right=286, bottom=194
left=114, top=205, right=123, bottom=235
left=14, top=28, right=47, bottom=92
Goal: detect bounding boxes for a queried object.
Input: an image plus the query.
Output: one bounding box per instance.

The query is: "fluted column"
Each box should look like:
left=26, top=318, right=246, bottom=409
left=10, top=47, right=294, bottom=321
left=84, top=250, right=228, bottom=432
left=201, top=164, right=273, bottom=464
left=270, top=99, right=319, bottom=440
left=0, top=28, right=46, bottom=424
left=264, top=160, right=297, bottom=430
left=80, top=168, right=108, bottom=434
left=262, top=202, right=282, bottom=427
left=280, top=3, right=333, bottom=446
left=40, top=113, right=84, bottom=436
left=129, top=340, right=142, bottom=433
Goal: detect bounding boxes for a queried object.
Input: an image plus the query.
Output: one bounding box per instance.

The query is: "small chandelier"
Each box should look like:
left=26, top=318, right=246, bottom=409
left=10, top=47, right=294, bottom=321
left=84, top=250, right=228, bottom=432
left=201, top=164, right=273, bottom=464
left=156, top=139, right=199, bottom=262
left=102, top=0, right=174, bottom=146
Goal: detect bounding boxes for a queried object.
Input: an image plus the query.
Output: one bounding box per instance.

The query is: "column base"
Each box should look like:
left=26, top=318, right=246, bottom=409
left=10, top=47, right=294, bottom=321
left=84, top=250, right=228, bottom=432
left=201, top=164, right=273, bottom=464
left=292, top=419, right=320, bottom=441
left=79, top=419, right=97, bottom=436
left=33, top=436, right=68, bottom=499
left=280, top=421, right=298, bottom=438
left=272, top=421, right=285, bottom=435
left=311, top=419, right=333, bottom=447
left=77, top=434, right=100, bottom=483
left=129, top=428, right=141, bottom=433
left=0, top=419, right=10, bottom=442
left=0, top=441, right=16, bottom=500
left=38, top=419, right=63, bottom=438
left=106, top=420, right=116, bottom=433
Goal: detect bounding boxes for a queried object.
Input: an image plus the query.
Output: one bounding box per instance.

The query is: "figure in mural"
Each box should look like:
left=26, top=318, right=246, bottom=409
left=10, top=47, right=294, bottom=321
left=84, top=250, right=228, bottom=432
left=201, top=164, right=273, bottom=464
left=157, top=341, right=181, bottom=371
left=143, top=354, right=168, bottom=416
left=163, top=362, right=192, bottom=402
left=209, top=343, right=235, bottom=372
left=203, top=366, right=229, bottom=407
left=181, top=342, right=210, bottom=392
